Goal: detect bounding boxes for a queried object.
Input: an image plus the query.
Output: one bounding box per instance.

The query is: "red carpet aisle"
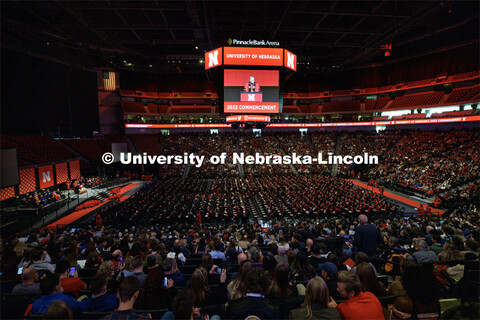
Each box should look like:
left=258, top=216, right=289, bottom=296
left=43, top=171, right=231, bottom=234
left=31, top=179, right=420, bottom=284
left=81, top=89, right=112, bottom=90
left=43, top=182, right=141, bottom=230
left=117, top=183, right=141, bottom=194
left=349, top=179, right=445, bottom=216
left=119, top=195, right=131, bottom=202
left=43, top=201, right=109, bottom=230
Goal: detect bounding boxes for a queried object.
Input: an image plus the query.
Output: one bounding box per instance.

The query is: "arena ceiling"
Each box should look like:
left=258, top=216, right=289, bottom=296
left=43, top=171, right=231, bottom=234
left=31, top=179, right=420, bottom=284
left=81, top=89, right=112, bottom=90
left=1, top=1, right=479, bottom=73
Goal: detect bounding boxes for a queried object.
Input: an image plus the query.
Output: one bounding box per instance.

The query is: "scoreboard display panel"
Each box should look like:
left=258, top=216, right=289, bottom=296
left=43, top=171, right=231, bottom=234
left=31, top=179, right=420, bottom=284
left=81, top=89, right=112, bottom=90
left=224, top=69, right=279, bottom=114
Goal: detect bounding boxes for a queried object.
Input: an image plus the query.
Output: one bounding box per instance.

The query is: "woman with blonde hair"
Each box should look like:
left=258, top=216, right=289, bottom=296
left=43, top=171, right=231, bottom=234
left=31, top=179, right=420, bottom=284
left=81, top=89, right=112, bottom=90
left=97, top=261, right=119, bottom=291
left=438, top=239, right=463, bottom=265
left=289, top=277, right=340, bottom=320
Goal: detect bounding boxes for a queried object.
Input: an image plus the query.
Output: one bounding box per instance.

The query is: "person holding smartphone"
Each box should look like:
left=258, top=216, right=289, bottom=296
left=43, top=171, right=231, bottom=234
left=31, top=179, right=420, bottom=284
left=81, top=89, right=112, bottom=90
left=12, top=267, right=42, bottom=295
left=54, top=260, right=87, bottom=298
left=134, top=269, right=176, bottom=310
left=190, top=267, right=228, bottom=317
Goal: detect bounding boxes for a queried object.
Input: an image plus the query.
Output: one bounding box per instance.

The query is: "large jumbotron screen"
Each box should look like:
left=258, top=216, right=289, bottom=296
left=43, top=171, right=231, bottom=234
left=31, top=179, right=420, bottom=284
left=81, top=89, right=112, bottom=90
left=223, top=69, right=280, bottom=114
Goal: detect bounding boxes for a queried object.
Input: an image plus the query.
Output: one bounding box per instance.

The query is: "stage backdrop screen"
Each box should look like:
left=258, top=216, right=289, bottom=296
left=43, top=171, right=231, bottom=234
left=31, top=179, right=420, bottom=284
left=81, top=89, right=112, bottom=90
left=0, top=149, right=20, bottom=188
left=224, top=69, right=279, bottom=114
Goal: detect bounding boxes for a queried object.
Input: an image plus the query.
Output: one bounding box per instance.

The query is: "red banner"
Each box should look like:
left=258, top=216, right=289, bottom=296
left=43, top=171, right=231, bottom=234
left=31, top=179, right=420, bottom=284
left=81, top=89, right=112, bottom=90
left=205, top=47, right=223, bottom=69
left=240, top=93, right=263, bottom=102
left=223, top=47, right=283, bottom=66
left=55, top=162, right=68, bottom=184
left=284, top=49, right=297, bottom=71
left=125, top=115, right=480, bottom=129
left=0, top=186, right=15, bottom=201
left=226, top=115, right=271, bottom=122
left=224, top=102, right=280, bottom=113
left=69, top=160, right=80, bottom=180
left=38, top=165, right=54, bottom=189
left=19, top=168, right=36, bottom=195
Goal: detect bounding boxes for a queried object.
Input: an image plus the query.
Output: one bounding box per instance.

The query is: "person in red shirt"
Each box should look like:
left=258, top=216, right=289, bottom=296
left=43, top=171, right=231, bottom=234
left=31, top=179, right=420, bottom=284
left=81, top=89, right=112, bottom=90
left=329, top=271, right=384, bottom=320
left=433, top=197, right=441, bottom=208
left=425, top=205, right=432, bottom=217
left=379, top=186, right=385, bottom=196
left=96, top=213, right=102, bottom=228
left=55, top=260, right=87, bottom=298
left=417, top=204, right=424, bottom=217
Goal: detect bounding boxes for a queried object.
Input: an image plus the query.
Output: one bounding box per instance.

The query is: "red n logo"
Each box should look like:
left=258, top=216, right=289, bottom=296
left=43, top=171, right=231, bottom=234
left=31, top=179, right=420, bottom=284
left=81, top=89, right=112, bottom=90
left=205, top=48, right=223, bottom=69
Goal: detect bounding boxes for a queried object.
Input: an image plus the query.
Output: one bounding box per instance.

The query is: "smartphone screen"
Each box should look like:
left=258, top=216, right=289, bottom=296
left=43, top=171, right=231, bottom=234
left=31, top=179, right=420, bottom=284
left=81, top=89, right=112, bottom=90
left=163, top=277, right=168, bottom=287
left=216, top=267, right=222, bottom=274
left=69, top=267, right=75, bottom=277
left=17, top=267, right=23, bottom=275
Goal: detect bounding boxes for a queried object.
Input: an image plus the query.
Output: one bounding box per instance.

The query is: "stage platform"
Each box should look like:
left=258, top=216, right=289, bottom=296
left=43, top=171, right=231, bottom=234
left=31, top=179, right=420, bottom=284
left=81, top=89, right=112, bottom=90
left=40, top=181, right=144, bottom=231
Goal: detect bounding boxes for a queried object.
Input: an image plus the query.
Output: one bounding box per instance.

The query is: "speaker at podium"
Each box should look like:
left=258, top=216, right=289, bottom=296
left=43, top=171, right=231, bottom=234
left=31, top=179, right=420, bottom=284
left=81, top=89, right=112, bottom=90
left=241, top=76, right=263, bottom=102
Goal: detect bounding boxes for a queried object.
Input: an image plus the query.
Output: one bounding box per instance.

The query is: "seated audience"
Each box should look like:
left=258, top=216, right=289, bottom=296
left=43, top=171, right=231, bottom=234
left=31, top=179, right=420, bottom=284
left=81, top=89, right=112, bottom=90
left=228, top=260, right=253, bottom=301
left=44, top=301, right=73, bottom=320
left=438, top=238, right=464, bottom=265
left=143, top=254, right=161, bottom=274
left=227, top=267, right=282, bottom=319
left=164, top=258, right=186, bottom=287
left=210, top=242, right=226, bottom=260
left=161, top=289, right=202, bottom=320
left=318, top=262, right=340, bottom=301
left=55, top=260, right=87, bottom=297
left=190, top=267, right=227, bottom=316
left=289, top=277, right=341, bottom=320
left=391, top=266, right=441, bottom=319
left=85, top=251, right=101, bottom=269
left=12, top=267, right=41, bottom=295
left=329, top=271, right=384, bottom=320
left=102, top=276, right=146, bottom=320
left=262, top=253, right=277, bottom=280
left=308, top=244, right=327, bottom=269
left=131, top=255, right=147, bottom=287
left=387, top=258, right=417, bottom=297
left=412, top=239, right=438, bottom=264
left=31, top=273, right=81, bottom=315
left=31, top=249, right=55, bottom=274
left=267, top=262, right=298, bottom=298
left=355, top=262, right=387, bottom=297
left=135, top=269, right=176, bottom=310
left=79, top=274, right=119, bottom=312
left=97, top=261, right=119, bottom=292
left=290, top=251, right=316, bottom=282
left=275, top=245, right=288, bottom=263
left=351, top=251, right=378, bottom=276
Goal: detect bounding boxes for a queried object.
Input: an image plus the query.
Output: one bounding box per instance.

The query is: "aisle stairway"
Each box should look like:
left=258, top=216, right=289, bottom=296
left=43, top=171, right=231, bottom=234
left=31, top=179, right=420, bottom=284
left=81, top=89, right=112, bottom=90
left=275, top=136, right=299, bottom=175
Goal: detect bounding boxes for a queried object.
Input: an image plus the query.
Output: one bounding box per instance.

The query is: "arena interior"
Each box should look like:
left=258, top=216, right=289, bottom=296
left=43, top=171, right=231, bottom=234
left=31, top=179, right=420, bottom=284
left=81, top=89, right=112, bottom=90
left=0, top=1, right=479, bottom=319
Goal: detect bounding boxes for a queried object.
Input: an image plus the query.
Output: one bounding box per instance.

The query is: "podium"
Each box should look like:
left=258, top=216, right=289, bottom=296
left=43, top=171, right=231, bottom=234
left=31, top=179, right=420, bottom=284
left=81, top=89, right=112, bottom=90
left=240, top=92, right=263, bottom=102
